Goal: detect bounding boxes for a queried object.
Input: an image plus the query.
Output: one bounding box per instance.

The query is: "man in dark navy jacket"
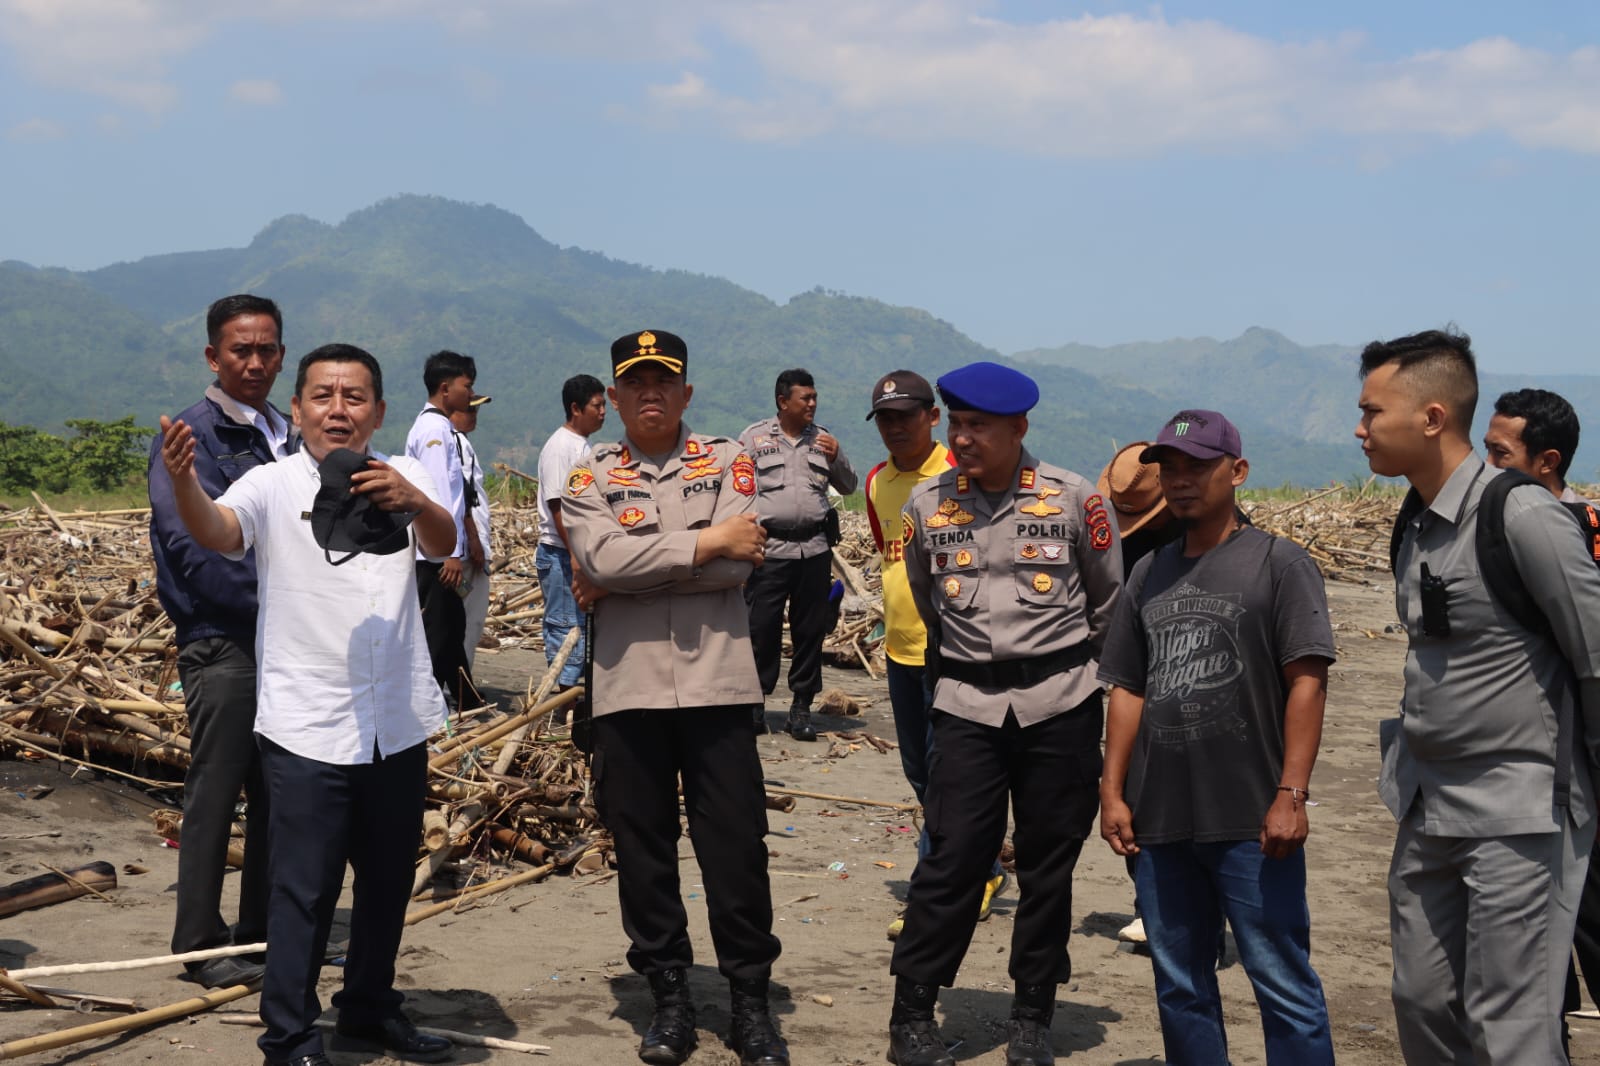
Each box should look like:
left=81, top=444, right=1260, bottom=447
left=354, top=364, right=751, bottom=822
left=148, top=294, right=294, bottom=988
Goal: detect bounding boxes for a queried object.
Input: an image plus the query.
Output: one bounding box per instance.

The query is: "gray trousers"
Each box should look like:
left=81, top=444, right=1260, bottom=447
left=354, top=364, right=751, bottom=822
left=1389, top=803, right=1595, bottom=1065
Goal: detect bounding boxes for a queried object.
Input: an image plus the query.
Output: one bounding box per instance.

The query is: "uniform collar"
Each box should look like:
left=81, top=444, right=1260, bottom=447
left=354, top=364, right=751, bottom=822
left=620, top=424, right=697, bottom=469
left=1428, top=452, right=1486, bottom=526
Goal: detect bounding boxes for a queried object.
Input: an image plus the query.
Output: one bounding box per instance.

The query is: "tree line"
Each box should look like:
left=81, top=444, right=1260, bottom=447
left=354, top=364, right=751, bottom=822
left=0, top=417, right=153, bottom=494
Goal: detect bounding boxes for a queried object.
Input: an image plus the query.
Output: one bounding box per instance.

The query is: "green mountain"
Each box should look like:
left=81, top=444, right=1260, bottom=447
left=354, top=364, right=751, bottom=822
left=2, top=196, right=1395, bottom=486
left=1017, top=327, right=1600, bottom=485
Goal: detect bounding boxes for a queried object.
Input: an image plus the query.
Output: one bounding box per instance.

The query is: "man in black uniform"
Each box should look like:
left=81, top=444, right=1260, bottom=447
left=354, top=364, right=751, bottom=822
left=565, top=330, right=790, bottom=1066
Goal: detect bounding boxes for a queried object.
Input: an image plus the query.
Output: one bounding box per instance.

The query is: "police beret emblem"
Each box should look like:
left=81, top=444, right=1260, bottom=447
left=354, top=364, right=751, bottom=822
left=566, top=468, right=594, bottom=497
left=732, top=454, right=756, bottom=496
left=943, top=576, right=962, bottom=599
left=619, top=507, right=647, bottom=527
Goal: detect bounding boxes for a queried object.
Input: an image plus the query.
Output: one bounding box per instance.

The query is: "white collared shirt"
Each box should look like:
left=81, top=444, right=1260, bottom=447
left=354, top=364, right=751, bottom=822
left=206, top=384, right=291, bottom=458
left=217, top=449, right=447, bottom=765
left=460, top=432, right=491, bottom=562
left=406, top=405, right=467, bottom=560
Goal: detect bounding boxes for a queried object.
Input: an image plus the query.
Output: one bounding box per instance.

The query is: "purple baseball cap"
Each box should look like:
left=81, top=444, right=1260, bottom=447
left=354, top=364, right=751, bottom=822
left=1139, top=409, right=1243, bottom=463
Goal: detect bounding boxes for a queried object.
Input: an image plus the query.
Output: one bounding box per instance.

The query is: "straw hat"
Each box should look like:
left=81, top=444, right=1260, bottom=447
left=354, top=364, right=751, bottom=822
left=1097, top=442, right=1170, bottom=537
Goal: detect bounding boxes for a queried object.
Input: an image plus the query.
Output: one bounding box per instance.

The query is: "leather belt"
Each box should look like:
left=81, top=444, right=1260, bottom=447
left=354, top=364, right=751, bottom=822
left=940, top=642, right=1093, bottom=687
left=763, top=521, right=825, bottom=543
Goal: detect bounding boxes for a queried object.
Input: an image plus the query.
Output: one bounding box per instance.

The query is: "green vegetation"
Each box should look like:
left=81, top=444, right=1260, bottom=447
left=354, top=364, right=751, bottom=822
left=0, top=416, right=152, bottom=494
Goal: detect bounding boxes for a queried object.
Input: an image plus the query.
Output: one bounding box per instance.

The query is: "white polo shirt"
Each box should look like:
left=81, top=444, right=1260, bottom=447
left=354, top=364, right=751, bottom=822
left=218, top=449, right=448, bottom=765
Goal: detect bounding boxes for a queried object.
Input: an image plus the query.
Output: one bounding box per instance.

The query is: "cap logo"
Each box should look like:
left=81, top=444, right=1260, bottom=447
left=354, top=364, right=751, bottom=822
left=1167, top=410, right=1211, bottom=437
left=883, top=379, right=896, bottom=394
left=1174, top=421, right=1189, bottom=436
left=635, top=330, right=659, bottom=354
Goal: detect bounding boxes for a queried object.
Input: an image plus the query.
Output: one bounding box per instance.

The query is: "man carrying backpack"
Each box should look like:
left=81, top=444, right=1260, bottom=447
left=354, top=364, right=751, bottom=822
left=1357, top=330, right=1600, bottom=1065
left=1484, top=387, right=1600, bottom=1043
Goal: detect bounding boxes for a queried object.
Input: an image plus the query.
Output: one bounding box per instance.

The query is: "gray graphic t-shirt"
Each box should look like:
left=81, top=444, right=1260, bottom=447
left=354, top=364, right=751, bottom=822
left=1098, top=526, right=1336, bottom=844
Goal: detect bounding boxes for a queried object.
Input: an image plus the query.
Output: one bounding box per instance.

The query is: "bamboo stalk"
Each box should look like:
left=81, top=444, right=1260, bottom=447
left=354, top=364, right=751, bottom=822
left=762, top=786, right=919, bottom=811
left=491, top=627, right=579, bottom=776
left=214, top=1014, right=552, bottom=1054
left=0, top=982, right=257, bottom=1060
left=7, top=943, right=267, bottom=981
left=427, top=687, right=581, bottom=771
left=411, top=799, right=485, bottom=896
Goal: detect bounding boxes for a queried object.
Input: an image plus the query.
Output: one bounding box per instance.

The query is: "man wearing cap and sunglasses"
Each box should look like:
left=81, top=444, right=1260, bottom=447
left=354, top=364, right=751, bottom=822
left=563, top=330, right=790, bottom=1066
left=885, top=360, right=1122, bottom=1066
left=1098, top=409, right=1337, bottom=1065
left=159, top=343, right=458, bottom=1066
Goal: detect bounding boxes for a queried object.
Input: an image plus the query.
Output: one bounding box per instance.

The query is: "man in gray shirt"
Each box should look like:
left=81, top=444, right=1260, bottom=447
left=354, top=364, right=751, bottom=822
left=1356, top=329, right=1600, bottom=1064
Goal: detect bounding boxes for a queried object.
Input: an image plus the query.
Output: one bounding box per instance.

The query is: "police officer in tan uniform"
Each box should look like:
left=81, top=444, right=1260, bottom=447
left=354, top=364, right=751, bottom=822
left=563, top=330, right=789, bottom=1066
left=885, top=361, right=1123, bottom=1066
left=741, top=369, right=858, bottom=739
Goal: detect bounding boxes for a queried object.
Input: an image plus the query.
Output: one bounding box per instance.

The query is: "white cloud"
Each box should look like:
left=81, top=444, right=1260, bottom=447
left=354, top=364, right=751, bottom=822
left=1, top=0, right=1596, bottom=156
left=7, top=117, right=65, bottom=141
left=229, top=79, right=284, bottom=105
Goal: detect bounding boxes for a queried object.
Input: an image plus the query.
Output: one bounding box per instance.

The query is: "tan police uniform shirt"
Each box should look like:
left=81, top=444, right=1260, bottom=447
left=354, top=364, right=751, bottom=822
left=562, top=425, right=765, bottom=717
left=739, top=417, right=859, bottom=560
left=901, top=449, right=1124, bottom=727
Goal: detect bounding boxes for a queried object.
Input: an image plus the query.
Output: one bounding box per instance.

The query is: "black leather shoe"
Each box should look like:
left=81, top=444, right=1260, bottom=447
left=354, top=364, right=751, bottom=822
left=191, top=955, right=265, bottom=988
left=640, top=968, right=696, bottom=1065
left=729, top=978, right=789, bottom=1066
left=785, top=708, right=816, bottom=742
left=887, top=1017, right=955, bottom=1066
left=261, top=1055, right=332, bottom=1066
left=335, top=1015, right=453, bottom=1062
left=1005, top=1017, right=1056, bottom=1066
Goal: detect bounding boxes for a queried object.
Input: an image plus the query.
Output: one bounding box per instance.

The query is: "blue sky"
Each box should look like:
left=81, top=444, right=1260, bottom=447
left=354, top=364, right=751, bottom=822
left=3, top=1, right=1596, bottom=372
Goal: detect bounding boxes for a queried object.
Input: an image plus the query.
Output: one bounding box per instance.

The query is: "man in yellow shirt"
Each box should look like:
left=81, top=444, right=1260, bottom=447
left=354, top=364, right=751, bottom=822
left=864, top=371, right=1006, bottom=940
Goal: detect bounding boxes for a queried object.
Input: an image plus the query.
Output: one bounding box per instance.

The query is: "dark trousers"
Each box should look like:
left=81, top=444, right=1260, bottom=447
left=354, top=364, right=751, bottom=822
left=172, top=637, right=269, bottom=963
left=891, top=696, right=1104, bottom=988
left=744, top=552, right=832, bottom=699
left=592, top=706, right=781, bottom=981
left=256, top=738, right=427, bottom=1061
left=1565, top=836, right=1600, bottom=1012
left=416, top=560, right=472, bottom=705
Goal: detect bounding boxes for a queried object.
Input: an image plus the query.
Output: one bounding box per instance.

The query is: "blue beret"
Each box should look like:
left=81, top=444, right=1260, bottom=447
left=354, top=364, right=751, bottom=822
left=936, top=361, right=1039, bottom=416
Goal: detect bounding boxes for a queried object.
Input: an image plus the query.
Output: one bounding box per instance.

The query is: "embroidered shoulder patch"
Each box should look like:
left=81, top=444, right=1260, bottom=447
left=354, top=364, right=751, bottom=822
left=566, top=468, right=594, bottom=497
left=732, top=453, right=757, bottom=496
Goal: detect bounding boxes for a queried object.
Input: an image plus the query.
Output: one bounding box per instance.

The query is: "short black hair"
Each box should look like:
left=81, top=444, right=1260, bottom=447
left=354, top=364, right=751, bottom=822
left=296, top=344, right=384, bottom=402
left=1358, top=327, right=1478, bottom=431
left=775, top=368, right=815, bottom=403
left=562, top=374, right=606, bottom=420
left=206, top=294, right=283, bottom=346
left=423, top=350, right=476, bottom=395
left=1494, top=388, right=1581, bottom=479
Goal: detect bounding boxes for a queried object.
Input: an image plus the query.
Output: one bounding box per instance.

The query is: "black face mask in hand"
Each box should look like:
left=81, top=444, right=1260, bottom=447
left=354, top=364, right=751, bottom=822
left=310, top=448, right=416, bottom=566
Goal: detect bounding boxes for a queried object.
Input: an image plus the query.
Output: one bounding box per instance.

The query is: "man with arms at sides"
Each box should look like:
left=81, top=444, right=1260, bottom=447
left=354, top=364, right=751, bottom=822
left=451, top=394, right=493, bottom=669
left=741, top=368, right=858, bottom=739
left=147, top=293, right=290, bottom=989
left=886, top=361, right=1122, bottom=1066
left=406, top=349, right=479, bottom=710
left=535, top=373, right=606, bottom=722
left=565, top=330, right=788, bottom=1066
left=1098, top=410, right=1337, bottom=1065
left=864, top=371, right=1007, bottom=940
left=1483, top=387, right=1600, bottom=1045
left=159, top=345, right=457, bottom=1066
left=1357, top=329, right=1600, bottom=1064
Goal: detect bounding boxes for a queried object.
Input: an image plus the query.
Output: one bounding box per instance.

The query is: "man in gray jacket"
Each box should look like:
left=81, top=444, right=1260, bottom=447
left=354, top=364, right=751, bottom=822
left=1357, top=328, right=1600, bottom=1064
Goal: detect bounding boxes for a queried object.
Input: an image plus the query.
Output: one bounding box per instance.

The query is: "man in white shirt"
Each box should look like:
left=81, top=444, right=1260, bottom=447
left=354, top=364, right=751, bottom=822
left=451, top=395, right=493, bottom=667
left=406, top=350, right=480, bottom=710
left=535, top=373, right=606, bottom=720
left=159, top=343, right=457, bottom=1066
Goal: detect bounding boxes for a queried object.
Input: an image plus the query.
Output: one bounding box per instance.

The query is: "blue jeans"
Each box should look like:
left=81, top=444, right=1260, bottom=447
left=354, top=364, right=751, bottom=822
left=1136, top=840, right=1333, bottom=1066
left=535, top=543, right=583, bottom=686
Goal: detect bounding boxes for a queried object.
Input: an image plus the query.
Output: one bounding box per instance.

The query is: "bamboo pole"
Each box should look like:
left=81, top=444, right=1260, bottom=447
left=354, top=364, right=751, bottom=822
left=427, top=687, right=581, bottom=771
left=411, top=800, right=485, bottom=897
left=7, top=943, right=268, bottom=982
left=0, top=982, right=257, bottom=1060
left=0, top=862, right=117, bottom=919
left=762, top=786, right=919, bottom=811
left=405, top=842, right=597, bottom=925
left=491, top=627, right=579, bottom=776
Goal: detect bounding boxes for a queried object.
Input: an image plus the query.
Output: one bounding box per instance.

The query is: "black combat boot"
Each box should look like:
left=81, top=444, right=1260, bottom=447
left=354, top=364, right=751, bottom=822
left=728, top=976, right=789, bottom=1065
left=1005, top=983, right=1057, bottom=1066
left=786, top=694, right=816, bottom=742
left=887, top=977, right=954, bottom=1066
left=639, top=968, right=696, bottom=1065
